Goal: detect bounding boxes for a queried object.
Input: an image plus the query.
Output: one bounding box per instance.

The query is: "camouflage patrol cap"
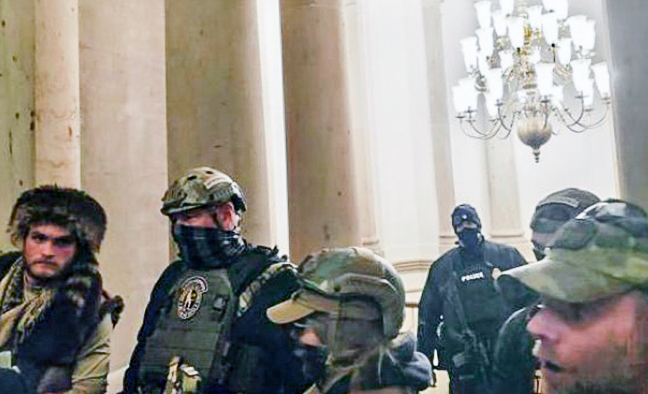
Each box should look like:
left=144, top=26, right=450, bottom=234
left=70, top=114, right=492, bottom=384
left=267, top=247, right=406, bottom=339
left=501, top=200, right=648, bottom=303
left=161, top=167, right=246, bottom=216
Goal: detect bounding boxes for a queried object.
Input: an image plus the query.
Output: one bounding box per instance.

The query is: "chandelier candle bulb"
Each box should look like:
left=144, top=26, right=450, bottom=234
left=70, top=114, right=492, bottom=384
left=508, top=17, right=526, bottom=48
left=592, top=62, right=611, bottom=99
left=459, top=78, right=479, bottom=111
left=460, top=37, right=479, bottom=72
left=477, top=52, right=490, bottom=74
left=500, top=0, right=515, bottom=16
left=567, top=15, right=588, bottom=50
left=571, top=58, right=592, bottom=93
left=477, top=27, right=495, bottom=55
left=582, top=20, right=596, bottom=53
left=582, top=79, right=595, bottom=108
left=554, top=0, right=569, bottom=20
left=557, top=38, right=572, bottom=65
left=542, top=13, right=559, bottom=45
left=486, top=68, right=504, bottom=100
left=527, top=6, right=543, bottom=30
left=500, top=49, right=514, bottom=70
left=452, top=85, right=468, bottom=114
left=536, top=63, right=556, bottom=96
left=475, top=1, right=493, bottom=29
left=492, top=10, right=508, bottom=36
left=485, top=94, right=500, bottom=119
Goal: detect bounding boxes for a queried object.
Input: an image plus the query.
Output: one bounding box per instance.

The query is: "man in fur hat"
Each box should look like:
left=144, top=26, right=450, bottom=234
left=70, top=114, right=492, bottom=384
left=0, top=185, right=122, bottom=393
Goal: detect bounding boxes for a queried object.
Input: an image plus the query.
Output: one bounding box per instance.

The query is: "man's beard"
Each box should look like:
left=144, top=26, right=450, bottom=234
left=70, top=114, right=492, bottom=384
left=545, top=344, right=647, bottom=394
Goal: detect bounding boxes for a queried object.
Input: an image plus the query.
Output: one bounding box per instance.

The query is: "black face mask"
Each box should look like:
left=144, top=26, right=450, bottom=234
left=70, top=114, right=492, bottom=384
left=294, top=343, right=328, bottom=384
left=172, top=225, right=245, bottom=268
left=458, top=228, right=482, bottom=253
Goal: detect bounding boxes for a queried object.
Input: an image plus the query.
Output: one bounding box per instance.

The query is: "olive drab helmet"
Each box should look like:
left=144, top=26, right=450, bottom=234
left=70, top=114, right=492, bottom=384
left=268, top=247, right=406, bottom=339
left=161, top=167, right=247, bottom=216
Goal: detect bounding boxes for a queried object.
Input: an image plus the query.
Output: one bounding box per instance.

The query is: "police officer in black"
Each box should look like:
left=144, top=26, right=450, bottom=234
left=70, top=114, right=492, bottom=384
left=417, top=204, right=526, bottom=394
left=122, top=167, right=309, bottom=394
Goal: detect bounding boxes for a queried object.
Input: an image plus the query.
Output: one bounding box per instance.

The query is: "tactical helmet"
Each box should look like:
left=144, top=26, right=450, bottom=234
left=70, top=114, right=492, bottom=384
left=530, top=188, right=600, bottom=234
left=9, top=185, right=107, bottom=252
left=161, top=167, right=246, bottom=216
left=267, top=247, right=406, bottom=339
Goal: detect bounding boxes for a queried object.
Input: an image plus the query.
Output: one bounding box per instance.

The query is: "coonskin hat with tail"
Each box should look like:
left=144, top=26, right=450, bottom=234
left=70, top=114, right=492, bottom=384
left=8, top=185, right=107, bottom=252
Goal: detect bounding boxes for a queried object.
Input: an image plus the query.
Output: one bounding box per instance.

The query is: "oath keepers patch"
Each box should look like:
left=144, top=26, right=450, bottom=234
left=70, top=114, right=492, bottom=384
left=176, top=276, right=209, bottom=320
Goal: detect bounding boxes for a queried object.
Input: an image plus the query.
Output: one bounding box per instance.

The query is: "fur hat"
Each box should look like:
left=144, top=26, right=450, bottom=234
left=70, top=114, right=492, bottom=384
left=8, top=186, right=107, bottom=252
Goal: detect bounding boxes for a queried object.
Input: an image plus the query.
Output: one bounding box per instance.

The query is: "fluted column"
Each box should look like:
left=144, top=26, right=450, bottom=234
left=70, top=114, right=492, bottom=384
left=343, top=1, right=381, bottom=254
left=166, top=0, right=275, bottom=246
left=422, top=0, right=457, bottom=254
left=34, top=0, right=80, bottom=186
left=281, top=0, right=374, bottom=261
left=604, top=0, right=648, bottom=210
left=0, top=2, right=35, bottom=253
left=486, top=138, right=532, bottom=258
left=79, top=0, right=168, bottom=379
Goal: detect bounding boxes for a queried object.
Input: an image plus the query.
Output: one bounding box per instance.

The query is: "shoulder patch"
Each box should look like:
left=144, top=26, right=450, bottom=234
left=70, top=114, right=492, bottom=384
left=176, top=276, right=209, bottom=320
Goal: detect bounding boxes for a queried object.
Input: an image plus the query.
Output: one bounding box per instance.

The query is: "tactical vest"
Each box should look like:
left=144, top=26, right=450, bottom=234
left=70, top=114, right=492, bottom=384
left=441, top=254, right=509, bottom=341
left=139, top=267, right=236, bottom=390
left=455, top=261, right=507, bottom=329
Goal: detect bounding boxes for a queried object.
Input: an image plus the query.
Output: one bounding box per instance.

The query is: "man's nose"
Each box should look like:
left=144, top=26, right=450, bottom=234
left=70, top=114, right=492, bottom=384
left=40, top=241, right=56, bottom=257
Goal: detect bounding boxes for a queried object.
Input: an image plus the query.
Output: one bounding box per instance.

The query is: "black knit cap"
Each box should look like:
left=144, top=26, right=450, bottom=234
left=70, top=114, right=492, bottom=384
left=530, top=188, right=600, bottom=234
left=451, top=204, right=482, bottom=233
left=8, top=185, right=107, bottom=252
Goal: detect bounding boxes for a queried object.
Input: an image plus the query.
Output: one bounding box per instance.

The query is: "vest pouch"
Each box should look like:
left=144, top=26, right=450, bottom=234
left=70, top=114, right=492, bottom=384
left=139, top=269, right=236, bottom=388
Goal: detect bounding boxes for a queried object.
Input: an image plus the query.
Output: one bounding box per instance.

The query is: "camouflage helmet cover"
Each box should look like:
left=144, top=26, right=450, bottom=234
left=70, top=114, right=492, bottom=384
left=267, top=247, right=406, bottom=339
left=161, top=167, right=246, bottom=216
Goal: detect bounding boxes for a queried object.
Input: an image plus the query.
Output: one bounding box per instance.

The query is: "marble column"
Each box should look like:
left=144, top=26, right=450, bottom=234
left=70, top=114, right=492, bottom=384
left=166, top=0, right=275, bottom=246
left=79, top=0, right=168, bottom=379
left=34, top=0, right=80, bottom=186
left=486, top=138, right=532, bottom=258
left=281, top=0, right=377, bottom=261
left=0, top=1, right=35, bottom=253
left=604, top=0, right=648, bottom=210
left=343, top=0, right=381, bottom=254
left=422, top=0, right=457, bottom=254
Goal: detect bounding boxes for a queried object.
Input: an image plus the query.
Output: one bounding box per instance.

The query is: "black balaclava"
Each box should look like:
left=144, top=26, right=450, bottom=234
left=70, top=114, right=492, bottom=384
left=172, top=211, right=246, bottom=268
left=452, top=204, right=483, bottom=255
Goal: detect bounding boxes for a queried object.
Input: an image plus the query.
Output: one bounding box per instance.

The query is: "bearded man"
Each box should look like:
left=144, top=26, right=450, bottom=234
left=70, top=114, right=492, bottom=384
left=501, top=199, right=648, bottom=394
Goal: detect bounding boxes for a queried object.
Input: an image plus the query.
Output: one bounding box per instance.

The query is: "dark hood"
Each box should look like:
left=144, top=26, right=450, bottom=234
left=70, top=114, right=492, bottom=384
left=354, top=332, right=432, bottom=392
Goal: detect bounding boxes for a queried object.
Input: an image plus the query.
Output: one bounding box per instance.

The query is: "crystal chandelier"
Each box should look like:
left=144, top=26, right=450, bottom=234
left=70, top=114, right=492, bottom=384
left=451, top=0, right=612, bottom=162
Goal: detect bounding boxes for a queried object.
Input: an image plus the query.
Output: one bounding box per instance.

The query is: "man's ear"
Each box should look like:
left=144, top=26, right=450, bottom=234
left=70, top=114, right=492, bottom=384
left=215, top=202, right=239, bottom=231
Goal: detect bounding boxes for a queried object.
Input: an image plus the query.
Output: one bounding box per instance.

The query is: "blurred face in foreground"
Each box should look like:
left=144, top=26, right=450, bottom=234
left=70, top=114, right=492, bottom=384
left=528, top=290, right=648, bottom=394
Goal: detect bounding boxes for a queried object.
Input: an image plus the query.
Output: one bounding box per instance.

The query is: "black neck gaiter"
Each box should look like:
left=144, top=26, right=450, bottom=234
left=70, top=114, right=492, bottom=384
left=172, top=225, right=246, bottom=268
